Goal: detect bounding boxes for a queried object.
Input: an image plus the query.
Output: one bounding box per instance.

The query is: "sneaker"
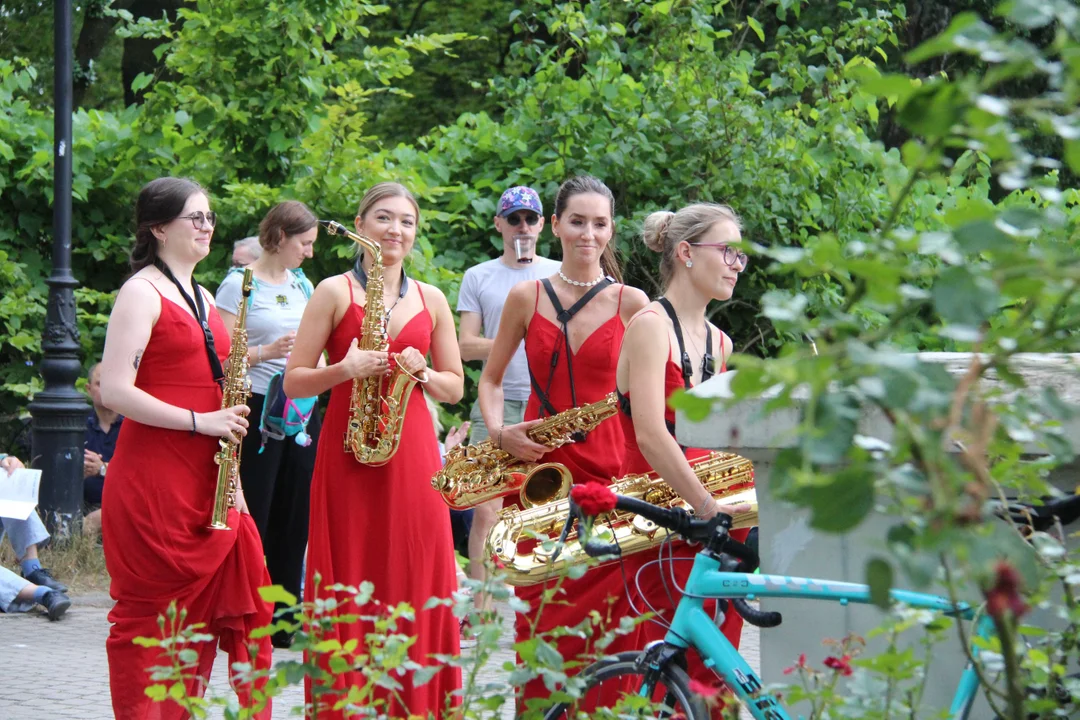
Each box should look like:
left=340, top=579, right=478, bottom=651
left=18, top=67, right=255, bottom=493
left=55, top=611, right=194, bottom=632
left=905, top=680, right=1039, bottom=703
left=24, top=567, right=68, bottom=593
left=40, top=591, right=71, bottom=621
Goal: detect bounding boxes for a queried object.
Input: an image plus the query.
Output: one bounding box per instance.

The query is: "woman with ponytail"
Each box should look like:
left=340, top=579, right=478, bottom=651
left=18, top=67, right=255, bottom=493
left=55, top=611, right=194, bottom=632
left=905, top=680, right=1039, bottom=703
left=478, top=175, right=649, bottom=709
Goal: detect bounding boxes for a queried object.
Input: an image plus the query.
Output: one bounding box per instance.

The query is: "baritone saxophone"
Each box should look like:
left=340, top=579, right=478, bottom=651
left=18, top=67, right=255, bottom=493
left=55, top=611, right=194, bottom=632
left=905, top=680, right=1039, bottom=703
left=431, top=393, right=619, bottom=510
left=486, top=451, right=757, bottom=586
left=320, top=219, right=427, bottom=466
left=209, top=268, right=254, bottom=531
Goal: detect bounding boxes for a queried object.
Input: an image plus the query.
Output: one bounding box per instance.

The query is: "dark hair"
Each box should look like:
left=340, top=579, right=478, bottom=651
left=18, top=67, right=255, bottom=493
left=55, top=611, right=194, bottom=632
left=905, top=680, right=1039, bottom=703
left=259, top=200, right=318, bottom=253
left=643, top=204, right=742, bottom=289
left=553, top=175, right=623, bottom=283
left=131, top=177, right=207, bottom=272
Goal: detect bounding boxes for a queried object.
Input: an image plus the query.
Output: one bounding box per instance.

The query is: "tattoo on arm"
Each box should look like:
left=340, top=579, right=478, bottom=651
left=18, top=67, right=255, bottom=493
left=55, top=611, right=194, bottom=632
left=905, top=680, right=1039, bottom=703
left=132, top=350, right=143, bottom=370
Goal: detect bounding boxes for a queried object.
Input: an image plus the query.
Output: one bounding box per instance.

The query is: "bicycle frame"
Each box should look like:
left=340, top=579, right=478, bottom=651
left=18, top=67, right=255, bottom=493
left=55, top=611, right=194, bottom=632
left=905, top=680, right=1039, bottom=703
left=657, top=552, right=991, bottom=720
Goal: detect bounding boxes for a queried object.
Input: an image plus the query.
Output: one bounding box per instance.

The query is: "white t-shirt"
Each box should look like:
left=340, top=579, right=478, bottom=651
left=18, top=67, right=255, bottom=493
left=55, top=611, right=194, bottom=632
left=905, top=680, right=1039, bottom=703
left=215, top=269, right=313, bottom=396
left=457, top=256, right=561, bottom=402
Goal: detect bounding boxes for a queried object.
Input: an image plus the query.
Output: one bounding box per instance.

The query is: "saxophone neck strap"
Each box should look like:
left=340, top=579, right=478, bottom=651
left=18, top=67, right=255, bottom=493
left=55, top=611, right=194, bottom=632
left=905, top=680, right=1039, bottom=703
left=657, top=297, right=714, bottom=390
left=353, top=260, right=408, bottom=321
left=155, top=260, right=224, bottom=389
left=529, top=277, right=614, bottom=421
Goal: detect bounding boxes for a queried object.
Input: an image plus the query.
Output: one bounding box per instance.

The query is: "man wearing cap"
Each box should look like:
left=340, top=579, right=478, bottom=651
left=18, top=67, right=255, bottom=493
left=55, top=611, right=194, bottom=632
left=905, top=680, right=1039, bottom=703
left=456, top=186, right=560, bottom=633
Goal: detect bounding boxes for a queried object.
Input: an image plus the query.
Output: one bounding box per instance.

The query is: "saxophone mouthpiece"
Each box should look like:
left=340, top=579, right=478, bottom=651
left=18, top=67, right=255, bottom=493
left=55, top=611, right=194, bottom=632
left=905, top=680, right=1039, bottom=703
left=319, top=219, right=347, bottom=236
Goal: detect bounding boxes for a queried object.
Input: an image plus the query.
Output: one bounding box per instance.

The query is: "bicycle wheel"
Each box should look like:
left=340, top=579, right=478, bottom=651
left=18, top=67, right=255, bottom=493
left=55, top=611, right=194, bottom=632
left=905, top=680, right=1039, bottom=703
left=541, top=650, right=710, bottom=720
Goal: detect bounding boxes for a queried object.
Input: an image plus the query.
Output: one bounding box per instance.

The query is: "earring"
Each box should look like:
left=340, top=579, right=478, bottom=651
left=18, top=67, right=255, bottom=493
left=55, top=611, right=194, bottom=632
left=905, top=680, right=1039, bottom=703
left=685, top=259, right=693, bottom=268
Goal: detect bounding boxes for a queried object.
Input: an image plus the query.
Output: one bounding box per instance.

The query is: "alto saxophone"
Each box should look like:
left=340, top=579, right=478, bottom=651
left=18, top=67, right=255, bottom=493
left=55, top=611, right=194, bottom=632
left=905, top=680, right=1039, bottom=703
left=432, top=393, right=619, bottom=510
left=321, top=220, right=426, bottom=466
left=209, top=268, right=254, bottom=531
left=486, top=451, right=757, bottom=586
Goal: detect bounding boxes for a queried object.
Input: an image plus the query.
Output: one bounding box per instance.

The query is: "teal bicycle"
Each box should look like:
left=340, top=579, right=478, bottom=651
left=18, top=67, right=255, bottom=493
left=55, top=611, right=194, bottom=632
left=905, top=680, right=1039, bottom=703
left=540, top=493, right=1015, bottom=720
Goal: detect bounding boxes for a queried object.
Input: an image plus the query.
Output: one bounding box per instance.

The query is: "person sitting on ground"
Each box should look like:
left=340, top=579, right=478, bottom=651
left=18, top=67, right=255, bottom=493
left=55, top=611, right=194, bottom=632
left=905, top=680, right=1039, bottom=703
left=0, top=454, right=72, bottom=615
left=83, top=362, right=122, bottom=538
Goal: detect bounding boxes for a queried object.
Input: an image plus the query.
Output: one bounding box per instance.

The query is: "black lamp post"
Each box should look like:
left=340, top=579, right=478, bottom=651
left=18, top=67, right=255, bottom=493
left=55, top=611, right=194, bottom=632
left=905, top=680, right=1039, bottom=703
left=29, top=0, right=89, bottom=540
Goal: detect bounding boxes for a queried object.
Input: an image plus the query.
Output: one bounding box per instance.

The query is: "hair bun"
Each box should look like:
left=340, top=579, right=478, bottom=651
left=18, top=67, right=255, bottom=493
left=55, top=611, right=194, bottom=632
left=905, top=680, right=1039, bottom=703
left=642, top=210, right=675, bottom=253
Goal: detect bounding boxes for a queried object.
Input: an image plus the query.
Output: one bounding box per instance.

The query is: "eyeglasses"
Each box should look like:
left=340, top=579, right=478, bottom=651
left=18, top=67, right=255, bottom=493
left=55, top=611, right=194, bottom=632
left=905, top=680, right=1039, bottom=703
left=691, top=243, right=748, bottom=268
left=178, top=211, right=217, bottom=230
left=505, top=212, right=541, bottom=227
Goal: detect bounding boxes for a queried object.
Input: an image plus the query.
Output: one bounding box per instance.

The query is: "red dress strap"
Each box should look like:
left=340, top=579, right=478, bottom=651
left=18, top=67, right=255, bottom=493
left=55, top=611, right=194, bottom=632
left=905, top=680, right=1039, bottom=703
left=343, top=273, right=354, bottom=304
left=534, top=280, right=541, bottom=311
left=416, top=281, right=427, bottom=309
left=131, top=277, right=164, bottom=297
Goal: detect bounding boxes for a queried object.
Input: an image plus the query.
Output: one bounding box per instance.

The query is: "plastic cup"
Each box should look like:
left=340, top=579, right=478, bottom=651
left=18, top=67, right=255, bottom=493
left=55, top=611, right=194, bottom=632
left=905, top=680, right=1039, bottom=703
left=513, top=234, right=536, bottom=264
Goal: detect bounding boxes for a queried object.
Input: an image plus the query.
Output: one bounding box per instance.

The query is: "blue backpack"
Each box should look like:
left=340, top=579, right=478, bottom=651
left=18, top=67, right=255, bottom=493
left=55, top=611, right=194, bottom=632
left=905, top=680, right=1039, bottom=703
left=259, top=371, right=317, bottom=451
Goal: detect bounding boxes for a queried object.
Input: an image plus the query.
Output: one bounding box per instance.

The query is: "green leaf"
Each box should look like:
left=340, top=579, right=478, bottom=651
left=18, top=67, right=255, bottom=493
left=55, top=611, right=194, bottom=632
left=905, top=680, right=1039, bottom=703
left=866, top=557, right=893, bottom=609
left=413, top=665, right=442, bottom=687
left=932, top=265, right=1001, bottom=328
left=258, top=585, right=297, bottom=606
left=131, top=72, right=154, bottom=93
left=747, top=17, right=765, bottom=43
left=1064, top=140, right=1080, bottom=175
left=808, top=468, right=875, bottom=533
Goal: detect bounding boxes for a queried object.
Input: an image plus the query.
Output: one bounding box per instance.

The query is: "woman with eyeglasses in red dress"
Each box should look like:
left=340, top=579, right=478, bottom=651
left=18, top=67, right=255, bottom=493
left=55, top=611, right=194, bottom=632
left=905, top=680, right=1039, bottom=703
left=615, top=203, right=753, bottom=714
left=99, top=177, right=272, bottom=720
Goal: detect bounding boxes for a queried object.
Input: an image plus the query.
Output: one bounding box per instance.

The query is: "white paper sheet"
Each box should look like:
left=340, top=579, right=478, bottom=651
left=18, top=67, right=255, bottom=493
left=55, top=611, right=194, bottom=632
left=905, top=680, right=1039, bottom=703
left=0, top=468, right=42, bottom=520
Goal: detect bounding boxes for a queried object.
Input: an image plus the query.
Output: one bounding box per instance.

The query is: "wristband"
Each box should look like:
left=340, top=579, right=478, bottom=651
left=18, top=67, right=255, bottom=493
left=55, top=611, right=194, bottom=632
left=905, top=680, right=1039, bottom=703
left=190, top=409, right=197, bottom=436
left=257, top=345, right=263, bottom=364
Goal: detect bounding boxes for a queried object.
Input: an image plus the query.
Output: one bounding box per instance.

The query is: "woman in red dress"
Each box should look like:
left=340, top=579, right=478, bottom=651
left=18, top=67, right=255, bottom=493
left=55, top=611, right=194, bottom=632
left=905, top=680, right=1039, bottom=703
left=99, top=177, right=273, bottom=720
left=284, top=182, right=464, bottom=719
left=615, top=203, right=752, bottom=705
left=478, top=175, right=648, bottom=710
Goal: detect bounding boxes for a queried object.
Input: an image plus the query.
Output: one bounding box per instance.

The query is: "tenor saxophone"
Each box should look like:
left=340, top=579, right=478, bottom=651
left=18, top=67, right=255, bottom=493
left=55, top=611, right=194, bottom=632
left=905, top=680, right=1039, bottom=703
left=431, top=393, right=619, bottom=510
left=209, top=268, right=254, bottom=531
left=321, top=220, right=425, bottom=466
left=486, top=451, right=757, bottom=586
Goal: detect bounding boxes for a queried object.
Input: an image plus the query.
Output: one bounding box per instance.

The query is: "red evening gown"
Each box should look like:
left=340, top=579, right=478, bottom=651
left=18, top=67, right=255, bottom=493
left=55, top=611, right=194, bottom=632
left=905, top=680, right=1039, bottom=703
left=103, top=286, right=273, bottom=720
left=617, top=310, right=751, bottom=706
left=514, top=281, right=637, bottom=712
left=304, top=277, right=460, bottom=719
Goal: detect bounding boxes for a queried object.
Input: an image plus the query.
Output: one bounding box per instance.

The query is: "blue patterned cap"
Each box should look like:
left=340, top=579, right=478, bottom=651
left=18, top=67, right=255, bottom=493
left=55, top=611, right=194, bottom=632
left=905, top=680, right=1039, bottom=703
left=498, top=186, right=543, bottom=217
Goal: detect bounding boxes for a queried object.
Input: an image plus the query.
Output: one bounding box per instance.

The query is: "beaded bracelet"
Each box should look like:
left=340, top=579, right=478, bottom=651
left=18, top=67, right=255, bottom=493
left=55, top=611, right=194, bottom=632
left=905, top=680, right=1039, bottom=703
left=190, top=409, right=197, bottom=436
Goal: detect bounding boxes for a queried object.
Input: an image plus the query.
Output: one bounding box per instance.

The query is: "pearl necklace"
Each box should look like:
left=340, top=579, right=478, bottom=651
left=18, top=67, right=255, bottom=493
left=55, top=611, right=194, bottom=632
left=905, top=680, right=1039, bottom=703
left=558, top=269, right=606, bottom=288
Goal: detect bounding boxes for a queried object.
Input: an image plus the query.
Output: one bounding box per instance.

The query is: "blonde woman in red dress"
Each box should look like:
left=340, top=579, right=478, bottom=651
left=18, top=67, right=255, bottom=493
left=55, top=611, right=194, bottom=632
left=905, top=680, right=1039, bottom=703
left=478, top=175, right=649, bottom=710
left=615, top=203, right=752, bottom=707
left=99, top=177, right=272, bottom=720
left=285, top=182, right=464, bottom=719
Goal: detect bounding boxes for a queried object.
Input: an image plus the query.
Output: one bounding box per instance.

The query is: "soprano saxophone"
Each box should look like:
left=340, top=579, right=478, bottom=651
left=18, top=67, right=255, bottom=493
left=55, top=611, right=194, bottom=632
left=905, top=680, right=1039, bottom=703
left=321, top=220, right=426, bottom=466
left=209, top=268, right=254, bottom=531
left=486, top=451, right=757, bottom=586
left=431, top=393, right=619, bottom=510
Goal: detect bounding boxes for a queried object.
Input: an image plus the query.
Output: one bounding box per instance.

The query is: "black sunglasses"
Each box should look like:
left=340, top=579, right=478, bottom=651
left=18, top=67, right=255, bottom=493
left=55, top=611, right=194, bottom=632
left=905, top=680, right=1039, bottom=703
left=505, top=212, right=541, bottom=227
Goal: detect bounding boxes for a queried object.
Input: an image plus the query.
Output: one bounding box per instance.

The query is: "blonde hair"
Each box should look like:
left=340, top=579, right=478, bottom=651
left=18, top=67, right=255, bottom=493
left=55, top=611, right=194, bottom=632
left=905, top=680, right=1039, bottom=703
left=356, top=182, right=420, bottom=224
left=642, top=203, right=741, bottom=288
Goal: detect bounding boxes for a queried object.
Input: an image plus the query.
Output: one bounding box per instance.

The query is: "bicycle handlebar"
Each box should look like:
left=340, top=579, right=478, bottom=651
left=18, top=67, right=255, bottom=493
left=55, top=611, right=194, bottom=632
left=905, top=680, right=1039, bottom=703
left=572, top=495, right=783, bottom=629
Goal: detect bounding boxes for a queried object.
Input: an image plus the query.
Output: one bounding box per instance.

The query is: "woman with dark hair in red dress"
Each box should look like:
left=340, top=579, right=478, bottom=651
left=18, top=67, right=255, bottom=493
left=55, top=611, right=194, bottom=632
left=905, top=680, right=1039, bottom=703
left=478, top=175, right=649, bottom=710
left=615, top=203, right=752, bottom=708
left=285, top=182, right=464, bottom=719
left=99, top=177, right=272, bottom=720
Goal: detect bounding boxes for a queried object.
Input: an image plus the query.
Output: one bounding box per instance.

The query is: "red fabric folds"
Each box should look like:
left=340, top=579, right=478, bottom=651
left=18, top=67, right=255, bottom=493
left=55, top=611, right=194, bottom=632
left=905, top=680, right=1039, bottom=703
left=304, top=278, right=461, bottom=719
left=103, top=297, right=273, bottom=720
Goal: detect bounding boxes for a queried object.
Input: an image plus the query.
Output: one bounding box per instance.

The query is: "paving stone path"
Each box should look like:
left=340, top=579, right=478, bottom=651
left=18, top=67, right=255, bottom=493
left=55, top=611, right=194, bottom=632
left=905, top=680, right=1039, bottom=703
left=1, top=592, right=759, bottom=719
